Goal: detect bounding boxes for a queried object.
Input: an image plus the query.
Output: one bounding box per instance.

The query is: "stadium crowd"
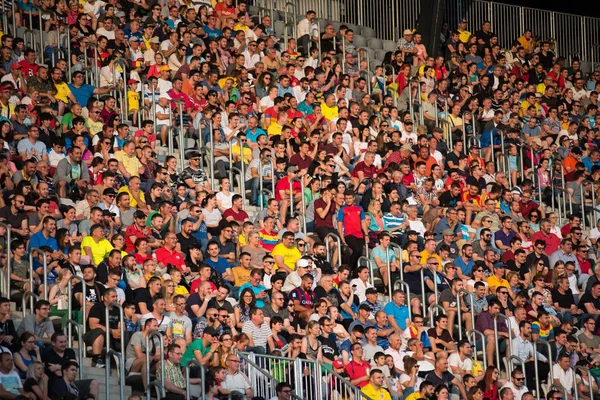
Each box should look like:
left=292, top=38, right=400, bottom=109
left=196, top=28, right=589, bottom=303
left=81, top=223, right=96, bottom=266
left=1, top=0, right=600, bottom=399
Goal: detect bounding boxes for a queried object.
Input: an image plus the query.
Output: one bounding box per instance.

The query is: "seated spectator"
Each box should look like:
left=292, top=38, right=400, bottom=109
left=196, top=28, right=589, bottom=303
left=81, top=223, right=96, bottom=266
left=16, top=300, right=54, bottom=348
left=124, top=318, right=161, bottom=390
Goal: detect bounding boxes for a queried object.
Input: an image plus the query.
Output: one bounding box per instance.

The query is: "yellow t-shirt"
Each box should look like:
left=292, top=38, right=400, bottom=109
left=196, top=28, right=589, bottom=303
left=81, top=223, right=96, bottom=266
left=54, top=82, right=71, bottom=103
left=362, top=384, right=391, bottom=400
left=458, top=29, right=471, bottom=43
left=128, top=90, right=140, bottom=111
left=81, top=236, right=114, bottom=265
left=267, top=122, right=283, bottom=137
left=87, top=117, right=104, bottom=136
left=487, top=275, right=509, bottom=293
left=271, top=243, right=301, bottom=271
left=420, top=250, right=442, bottom=269
left=114, top=150, right=142, bottom=177
left=174, top=284, right=189, bottom=296
left=117, top=186, right=146, bottom=208
left=320, top=104, right=339, bottom=121
left=232, top=266, right=252, bottom=287
left=536, top=83, right=548, bottom=95
left=231, top=144, right=252, bottom=164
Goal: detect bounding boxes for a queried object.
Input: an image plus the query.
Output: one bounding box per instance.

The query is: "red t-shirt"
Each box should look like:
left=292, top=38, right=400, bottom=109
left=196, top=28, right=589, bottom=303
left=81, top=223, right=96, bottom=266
left=344, top=360, right=371, bottom=388
left=518, top=200, right=539, bottom=219
left=222, top=208, right=250, bottom=222
left=214, top=2, right=235, bottom=18
left=338, top=204, right=365, bottom=238
left=351, top=161, right=376, bottom=180
left=532, top=231, right=561, bottom=255
left=124, top=224, right=149, bottom=253
left=190, top=278, right=217, bottom=295
left=275, top=176, right=301, bottom=201
left=18, top=60, right=38, bottom=78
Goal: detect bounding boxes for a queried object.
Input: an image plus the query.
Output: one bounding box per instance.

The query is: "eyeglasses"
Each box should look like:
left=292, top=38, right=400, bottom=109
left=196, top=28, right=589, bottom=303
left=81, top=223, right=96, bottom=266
left=265, top=261, right=274, bottom=264
left=514, top=377, right=524, bottom=381
left=474, top=269, right=483, bottom=272
left=498, top=291, right=508, bottom=295
left=298, top=243, right=305, bottom=247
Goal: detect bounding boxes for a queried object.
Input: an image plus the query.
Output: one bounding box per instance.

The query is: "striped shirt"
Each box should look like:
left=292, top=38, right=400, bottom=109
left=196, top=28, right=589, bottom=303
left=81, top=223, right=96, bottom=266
left=259, top=229, right=279, bottom=252
left=241, top=320, right=272, bottom=348
left=383, top=212, right=405, bottom=232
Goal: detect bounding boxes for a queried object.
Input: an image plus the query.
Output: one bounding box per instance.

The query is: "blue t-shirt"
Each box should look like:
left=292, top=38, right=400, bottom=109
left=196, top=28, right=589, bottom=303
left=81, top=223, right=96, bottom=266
left=29, top=232, right=59, bottom=252
left=204, top=257, right=230, bottom=275
left=239, top=282, right=268, bottom=308
left=454, top=257, right=475, bottom=276
left=68, top=83, right=96, bottom=107
left=246, top=127, right=266, bottom=143
left=383, top=301, right=409, bottom=330
left=370, top=246, right=395, bottom=267
left=203, top=26, right=223, bottom=40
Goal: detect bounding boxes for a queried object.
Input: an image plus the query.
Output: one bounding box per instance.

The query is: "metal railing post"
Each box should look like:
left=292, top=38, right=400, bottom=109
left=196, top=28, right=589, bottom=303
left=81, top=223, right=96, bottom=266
left=533, top=339, right=553, bottom=400
left=388, top=242, right=403, bottom=280
left=185, top=359, right=206, bottom=400
left=357, top=256, right=375, bottom=288
left=419, top=268, right=427, bottom=317
left=493, top=313, right=512, bottom=370
left=574, top=366, right=593, bottom=400
left=456, top=288, right=476, bottom=340
left=105, top=301, right=125, bottom=400
left=258, top=157, right=274, bottom=209
left=289, top=177, right=306, bottom=233
left=21, top=291, right=40, bottom=318
left=65, top=319, right=84, bottom=379
left=466, top=329, right=487, bottom=368
left=428, top=303, right=446, bottom=326
left=146, top=330, right=166, bottom=399
left=393, top=280, right=412, bottom=321
left=28, top=248, right=48, bottom=301
left=67, top=273, right=85, bottom=345
left=356, top=47, right=371, bottom=95
left=508, top=355, right=527, bottom=382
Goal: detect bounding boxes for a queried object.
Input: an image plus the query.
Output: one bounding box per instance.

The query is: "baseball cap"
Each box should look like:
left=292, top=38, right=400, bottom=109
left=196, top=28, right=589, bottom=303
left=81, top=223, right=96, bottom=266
left=160, top=65, right=171, bottom=71
left=128, top=36, right=139, bottom=42
left=10, top=64, right=22, bottom=70
left=287, top=165, right=299, bottom=173
left=149, top=37, right=160, bottom=44
left=296, top=259, right=310, bottom=268
left=127, top=78, right=139, bottom=84
left=365, top=288, right=378, bottom=295
left=359, top=304, right=372, bottom=312
left=103, top=188, right=117, bottom=196
left=493, top=264, right=506, bottom=269
left=203, top=327, right=218, bottom=337
left=442, top=229, right=455, bottom=237
left=332, top=360, right=344, bottom=369
left=470, top=144, right=480, bottom=150
left=406, top=230, right=419, bottom=236
left=102, top=210, right=116, bottom=217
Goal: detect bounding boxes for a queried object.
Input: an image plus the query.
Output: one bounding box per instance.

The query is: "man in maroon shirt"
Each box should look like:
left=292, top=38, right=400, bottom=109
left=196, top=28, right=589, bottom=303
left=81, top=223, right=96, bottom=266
left=289, top=141, right=313, bottom=175
left=560, top=214, right=581, bottom=237
left=222, top=194, right=250, bottom=222
left=351, top=151, right=377, bottom=190
left=532, top=218, right=561, bottom=256
left=323, top=132, right=350, bottom=164
left=519, top=191, right=544, bottom=219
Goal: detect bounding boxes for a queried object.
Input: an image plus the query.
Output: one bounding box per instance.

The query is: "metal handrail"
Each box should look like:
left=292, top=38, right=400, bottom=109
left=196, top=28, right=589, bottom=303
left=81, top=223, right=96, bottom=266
left=105, top=301, right=125, bottom=400
left=21, top=291, right=40, bottom=318
left=231, top=166, right=247, bottom=210
left=28, top=248, right=48, bottom=302
left=146, top=330, right=166, bottom=399
left=357, top=256, right=375, bottom=288
left=185, top=358, right=206, bottom=400
left=0, top=222, right=11, bottom=297
left=456, top=288, right=476, bottom=340
left=64, top=319, right=84, bottom=379
left=325, top=232, right=342, bottom=269
left=238, top=352, right=279, bottom=399
left=493, top=313, right=512, bottom=370
left=289, top=177, right=306, bottom=233
left=258, top=156, right=275, bottom=210
left=508, top=355, right=527, bottom=382
left=382, top=63, right=397, bottom=106
left=67, top=273, right=85, bottom=342
left=355, top=47, right=371, bottom=95
left=428, top=303, right=446, bottom=327
left=393, top=279, right=412, bottom=321
left=466, top=329, right=487, bottom=368
left=533, top=338, right=554, bottom=400
left=418, top=267, right=427, bottom=317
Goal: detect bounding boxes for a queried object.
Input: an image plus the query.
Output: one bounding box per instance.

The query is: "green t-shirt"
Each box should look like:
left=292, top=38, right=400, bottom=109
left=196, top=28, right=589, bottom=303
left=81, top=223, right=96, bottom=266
left=181, top=339, right=209, bottom=366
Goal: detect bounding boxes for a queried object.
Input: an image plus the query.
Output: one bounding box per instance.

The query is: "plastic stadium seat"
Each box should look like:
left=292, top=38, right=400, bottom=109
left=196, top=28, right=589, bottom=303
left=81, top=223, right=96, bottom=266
left=274, top=20, right=286, bottom=39
left=331, top=21, right=342, bottom=31
left=317, top=18, right=330, bottom=29
left=367, top=38, right=383, bottom=50
left=345, top=23, right=359, bottom=33
left=361, top=27, right=376, bottom=38
left=375, top=49, right=388, bottom=61
left=248, top=5, right=259, bottom=15
left=353, top=35, right=368, bottom=49
left=383, top=40, right=397, bottom=52
left=370, top=62, right=379, bottom=72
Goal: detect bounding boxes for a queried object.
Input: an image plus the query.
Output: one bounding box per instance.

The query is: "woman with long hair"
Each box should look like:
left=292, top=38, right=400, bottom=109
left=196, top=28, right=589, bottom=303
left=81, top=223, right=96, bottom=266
left=234, top=288, right=256, bottom=329
left=57, top=205, right=80, bottom=240
left=48, top=268, right=72, bottom=327
left=212, top=333, right=234, bottom=367
left=478, top=366, right=500, bottom=400
left=232, top=333, right=250, bottom=353
left=255, top=72, right=274, bottom=99
left=133, top=238, right=152, bottom=266
left=300, top=320, right=323, bottom=361
left=23, top=360, right=48, bottom=400
left=399, top=356, right=421, bottom=393
left=161, top=279, right=176, bottom=312
left=466, top=266, right=488, bottom=292
left=431, top=384, right=450, bottom=400
left=308, top=299, right=329, bottom=322
left=163, top=156, right=180, bottom=188
left=13, top=332, right=42, bottom=379
left=215, top=177, right=234, bottom=213
left=467, top=386, right=484, bottom=400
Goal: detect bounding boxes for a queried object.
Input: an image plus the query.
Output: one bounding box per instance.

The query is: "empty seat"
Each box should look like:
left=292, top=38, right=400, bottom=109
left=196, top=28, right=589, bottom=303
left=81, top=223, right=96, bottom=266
left=317, top=18, right=330, bottom=29
left=353, top=35, right=368, bottom=49
left=375, top=49, right=388, bottom=61
left=331, top=21, right=342, bottom=31
left=248, top=5, right=260, bottom=15
left=367, top=38, right=383, bottom=50
left=383, top=40, right=397, bottom=52
left=274, top=20, right=286, bottom=39
left=361, top=27, right=376, bottom=38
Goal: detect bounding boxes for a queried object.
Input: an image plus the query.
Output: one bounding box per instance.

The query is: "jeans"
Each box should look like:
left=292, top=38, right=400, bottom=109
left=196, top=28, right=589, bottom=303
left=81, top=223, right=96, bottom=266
left=246, top=178, right=272, bottom=206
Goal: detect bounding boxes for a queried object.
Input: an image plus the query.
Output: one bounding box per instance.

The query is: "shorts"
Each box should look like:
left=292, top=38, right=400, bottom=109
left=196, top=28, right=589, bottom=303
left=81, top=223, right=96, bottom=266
left=83, top=328, right=104, bottom=347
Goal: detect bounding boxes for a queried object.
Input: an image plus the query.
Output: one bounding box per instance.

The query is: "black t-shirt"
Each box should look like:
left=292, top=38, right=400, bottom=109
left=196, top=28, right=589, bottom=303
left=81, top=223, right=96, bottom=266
left=0, top=207, right=28, bottom=234
left=314, top=286, right=343, bottom=308
left=445, top=151, right=460, bottom=170
left=72, top=281, right=105, bottom=311
left=185, top=293, right=203, bottom=317
left=425, top=370, right=455, bottom=391
left=87, top=302, right=121, bottom=331
left=177, top=232, right=200, bottom=258
left=438, top=190, right=461, bottom=207
left=552, top=288, right=575, bottom=309
left=107, top=39, right=128, bottom=55
left=135, top=288, right=157, bottom=314
left=579, top=292, right=600, bottom=311
left=318, top=333, right=339, bottom=362
left=427, top=327, right=453, bottom=351
left=42, top=348, right=77, bottom=381
left=23, top=378, right=42, bottom=400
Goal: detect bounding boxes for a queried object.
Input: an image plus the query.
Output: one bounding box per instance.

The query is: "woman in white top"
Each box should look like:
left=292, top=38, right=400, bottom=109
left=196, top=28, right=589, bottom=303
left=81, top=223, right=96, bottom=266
left=201, top=194, right=222, bottom=237
left=216, top=177, right=235, bottom=213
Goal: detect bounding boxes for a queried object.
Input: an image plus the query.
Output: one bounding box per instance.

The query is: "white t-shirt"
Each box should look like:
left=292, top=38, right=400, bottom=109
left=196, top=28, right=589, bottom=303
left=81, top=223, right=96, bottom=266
left=448, top=352, right=473, bottom=374
left=216, top=191, right=235, bottom=209
left=551, top=364, right=573, bottom=393
left=590, top=227, right=600, bottom=242
left=349, top=278, right=373, bottom=303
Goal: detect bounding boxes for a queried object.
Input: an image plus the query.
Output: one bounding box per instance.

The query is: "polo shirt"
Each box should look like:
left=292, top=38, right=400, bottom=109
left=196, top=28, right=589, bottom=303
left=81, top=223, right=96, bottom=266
left=181, top=338, right=209, bottom=366
left=383, top=302, right=409, bottom=330
left=155, top=247, right=186, bottom=271
left=222, top=208, right=250, bottom=222
left=123, top=224, right=148, bottom=253
left=487, top=275, right=509, bottom=292
left=337, top=204, right=365, bottom=238
left=114, top=150, right=142, bottom=177
left=531, top=231, right=561, bottom=255
left=494, top=229, right=517, bottom=248
left=29, top=231, right=59, bottom=252
left=345, top=359, right=371, bottom=388
left=362, top=384, right=391, bottom=400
